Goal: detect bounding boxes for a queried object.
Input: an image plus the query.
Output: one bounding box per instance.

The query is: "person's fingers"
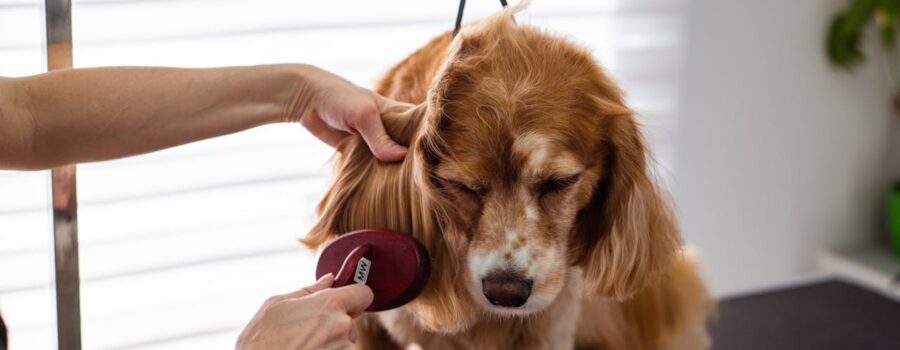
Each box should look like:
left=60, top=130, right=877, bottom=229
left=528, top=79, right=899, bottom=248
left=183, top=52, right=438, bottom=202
left=373, top=94, right=414, bottom=115
left=317, top=283, right=375, bottom=317
left=283, top=273, right=335, bottom=299
left=354, top=109, right=407, bottom=162
left=300, top=113, right=352, bottom=148
left=322, top=341, right=355, bottom=350
left=354, top=93, right=408, bottom=161
left=348, top=324, right=357, bottom=343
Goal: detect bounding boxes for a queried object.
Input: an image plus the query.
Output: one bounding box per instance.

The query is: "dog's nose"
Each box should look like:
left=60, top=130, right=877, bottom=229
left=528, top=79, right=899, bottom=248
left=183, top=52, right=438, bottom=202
left=481, top=271, right=533, bottom=307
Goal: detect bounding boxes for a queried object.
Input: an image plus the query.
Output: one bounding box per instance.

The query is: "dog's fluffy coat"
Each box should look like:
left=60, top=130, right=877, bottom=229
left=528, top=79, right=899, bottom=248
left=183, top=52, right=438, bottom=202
left=304, top=9, right=712, bottom=350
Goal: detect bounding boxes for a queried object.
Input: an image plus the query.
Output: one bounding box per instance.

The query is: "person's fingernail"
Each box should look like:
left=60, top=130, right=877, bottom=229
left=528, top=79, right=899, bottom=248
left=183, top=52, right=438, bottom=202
left=391, top=144, right=408, bottom=154
left=318, top=273, right=334, bottom=283
left=381, top=147, right=407, bottom=162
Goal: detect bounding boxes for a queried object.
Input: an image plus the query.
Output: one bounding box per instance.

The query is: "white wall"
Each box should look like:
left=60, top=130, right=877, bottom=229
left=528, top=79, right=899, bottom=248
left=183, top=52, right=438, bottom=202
left=676, top=0, right=897, bottom=296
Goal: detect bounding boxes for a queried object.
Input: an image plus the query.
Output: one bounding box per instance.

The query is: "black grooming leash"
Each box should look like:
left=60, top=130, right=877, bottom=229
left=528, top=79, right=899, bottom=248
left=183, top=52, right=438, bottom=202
left=454, top=0, right=509, bottom=36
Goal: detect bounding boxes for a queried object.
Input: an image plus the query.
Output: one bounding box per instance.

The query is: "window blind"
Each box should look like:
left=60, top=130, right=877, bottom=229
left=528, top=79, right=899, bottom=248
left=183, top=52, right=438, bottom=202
left=0, top=1, right=57, bottom=349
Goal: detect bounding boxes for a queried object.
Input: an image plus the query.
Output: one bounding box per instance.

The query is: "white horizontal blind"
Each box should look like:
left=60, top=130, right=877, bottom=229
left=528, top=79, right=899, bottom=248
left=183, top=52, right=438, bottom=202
left=0, top=1, right=57, bottom=349
left=0, top=0, right=686, bottom=348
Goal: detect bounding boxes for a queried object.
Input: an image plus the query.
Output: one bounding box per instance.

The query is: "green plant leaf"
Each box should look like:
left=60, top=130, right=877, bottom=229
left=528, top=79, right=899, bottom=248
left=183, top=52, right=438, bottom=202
left=881, top=0, right=900, bottom=15
left=826, top=0, right=882, bottom=69
left=827, top=12, right=865, bottom=69
left=843, top=0, right=878, bottom=29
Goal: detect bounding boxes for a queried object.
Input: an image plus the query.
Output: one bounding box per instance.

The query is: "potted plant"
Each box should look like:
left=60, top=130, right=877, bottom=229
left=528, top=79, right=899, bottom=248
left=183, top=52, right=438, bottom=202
left=826, top=0, right=900, bottom=257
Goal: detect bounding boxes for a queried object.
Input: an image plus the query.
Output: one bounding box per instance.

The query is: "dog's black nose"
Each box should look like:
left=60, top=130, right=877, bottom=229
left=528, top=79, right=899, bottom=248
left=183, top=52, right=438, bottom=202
left=482, top=271, right=533, bottom=307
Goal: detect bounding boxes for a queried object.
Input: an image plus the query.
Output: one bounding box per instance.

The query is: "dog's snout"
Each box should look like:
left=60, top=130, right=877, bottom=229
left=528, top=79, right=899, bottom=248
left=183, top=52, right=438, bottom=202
left=481, top=271, right=533, bottom=307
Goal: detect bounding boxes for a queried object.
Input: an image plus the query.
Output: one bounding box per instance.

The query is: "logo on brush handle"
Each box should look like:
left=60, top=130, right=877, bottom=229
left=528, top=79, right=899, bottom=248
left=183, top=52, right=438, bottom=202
left=354, top=257, right=371, bottom=284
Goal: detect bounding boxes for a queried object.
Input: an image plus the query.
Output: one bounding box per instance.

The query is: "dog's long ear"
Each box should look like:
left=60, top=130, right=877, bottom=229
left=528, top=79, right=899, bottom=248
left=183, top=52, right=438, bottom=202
left=301, top=102, right=428, bottom=250
left=574, top=112, right=682, bottom=299
left=381, top=101, right=429, bottom=146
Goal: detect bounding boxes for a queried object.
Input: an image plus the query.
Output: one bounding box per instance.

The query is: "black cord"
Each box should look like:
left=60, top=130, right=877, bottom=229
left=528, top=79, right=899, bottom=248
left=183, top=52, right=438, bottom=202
left=454, top=0, right=510, bottom=36
left=453, top=0, right=467, bottom=36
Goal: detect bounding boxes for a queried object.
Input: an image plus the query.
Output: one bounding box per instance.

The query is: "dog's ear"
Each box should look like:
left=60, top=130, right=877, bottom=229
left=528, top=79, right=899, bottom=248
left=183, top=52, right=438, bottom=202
left=574, top=113, right=682, bottom=299
left=301, top=102, right=427, bottom=251
left=302, top=98, right=477, bottom=332
left=380, top=101, right=428, bottom=146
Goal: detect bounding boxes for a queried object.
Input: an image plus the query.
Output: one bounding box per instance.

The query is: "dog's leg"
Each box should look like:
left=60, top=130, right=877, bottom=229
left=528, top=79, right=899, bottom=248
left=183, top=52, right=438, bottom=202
left=575, top=256, right=713, bottom=350
left=654, top=257, right=713, bottom=350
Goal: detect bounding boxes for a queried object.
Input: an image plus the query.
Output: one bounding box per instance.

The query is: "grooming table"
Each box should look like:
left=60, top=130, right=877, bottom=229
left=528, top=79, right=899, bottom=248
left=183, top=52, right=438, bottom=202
left=710, top=279, right=900, bottom=349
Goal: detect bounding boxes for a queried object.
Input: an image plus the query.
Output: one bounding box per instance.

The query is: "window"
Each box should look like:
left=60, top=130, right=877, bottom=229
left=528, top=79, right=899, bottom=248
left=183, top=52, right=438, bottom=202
left=0, top=1, right=57, bottom=349
left=0, top=0, right=685, bottom=348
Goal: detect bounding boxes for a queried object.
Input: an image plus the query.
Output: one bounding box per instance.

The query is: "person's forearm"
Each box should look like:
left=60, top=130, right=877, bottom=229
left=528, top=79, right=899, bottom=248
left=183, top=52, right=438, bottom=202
left=0, top=65, right=310, bottom=170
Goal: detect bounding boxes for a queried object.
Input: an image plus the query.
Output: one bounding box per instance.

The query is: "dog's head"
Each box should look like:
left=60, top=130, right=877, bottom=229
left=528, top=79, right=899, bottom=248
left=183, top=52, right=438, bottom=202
left=305, top=10, right=681, bottom=332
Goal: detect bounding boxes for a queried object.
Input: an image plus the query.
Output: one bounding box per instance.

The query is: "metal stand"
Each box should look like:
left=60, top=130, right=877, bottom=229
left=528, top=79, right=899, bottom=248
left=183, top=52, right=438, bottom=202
left=45, top=1, right=81, bottom=349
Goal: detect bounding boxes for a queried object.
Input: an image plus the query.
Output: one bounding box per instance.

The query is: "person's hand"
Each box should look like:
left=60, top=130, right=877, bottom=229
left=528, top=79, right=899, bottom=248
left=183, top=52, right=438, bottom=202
left=290, top=65, right=407, bottom=162
left=236, top=274, right=374, bottom=350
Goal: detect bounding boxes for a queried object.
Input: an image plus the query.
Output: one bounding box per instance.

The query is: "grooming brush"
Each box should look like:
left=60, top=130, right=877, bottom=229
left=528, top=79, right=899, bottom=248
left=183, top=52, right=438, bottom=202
left=315, top=229, right=430, bottom=312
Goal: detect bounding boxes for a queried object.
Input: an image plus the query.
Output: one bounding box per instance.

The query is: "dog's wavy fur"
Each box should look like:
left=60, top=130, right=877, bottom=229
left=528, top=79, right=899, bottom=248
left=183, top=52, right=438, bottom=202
left=304, top=8, right=712, bottom=350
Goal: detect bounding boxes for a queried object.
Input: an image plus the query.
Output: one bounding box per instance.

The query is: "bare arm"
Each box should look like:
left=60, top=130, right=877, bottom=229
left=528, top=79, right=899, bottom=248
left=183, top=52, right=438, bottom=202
left=0, top=64, right=406, bottom=170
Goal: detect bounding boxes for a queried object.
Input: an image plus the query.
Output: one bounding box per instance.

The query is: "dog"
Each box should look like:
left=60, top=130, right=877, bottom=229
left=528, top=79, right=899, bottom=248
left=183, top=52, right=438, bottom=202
left=304, top=8, right=713, bottom=350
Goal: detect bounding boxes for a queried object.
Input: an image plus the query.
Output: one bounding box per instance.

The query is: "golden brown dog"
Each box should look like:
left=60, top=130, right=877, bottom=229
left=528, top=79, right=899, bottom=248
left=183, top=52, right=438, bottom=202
left=304, top=8, right=713, bottom=350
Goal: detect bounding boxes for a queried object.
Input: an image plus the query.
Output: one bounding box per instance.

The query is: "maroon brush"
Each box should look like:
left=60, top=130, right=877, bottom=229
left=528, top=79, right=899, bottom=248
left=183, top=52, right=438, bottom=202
left=315, top=229, right=431, bottom=312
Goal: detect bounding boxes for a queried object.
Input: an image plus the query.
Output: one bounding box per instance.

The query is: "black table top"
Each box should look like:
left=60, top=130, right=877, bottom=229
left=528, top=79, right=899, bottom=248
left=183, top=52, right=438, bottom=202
left=711, top=279, right=900, bottom=350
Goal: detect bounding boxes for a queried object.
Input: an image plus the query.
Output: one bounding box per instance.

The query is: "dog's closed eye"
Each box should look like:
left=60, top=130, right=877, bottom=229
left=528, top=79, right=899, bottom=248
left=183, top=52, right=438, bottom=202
left=441, top=178, right=488, bottom=197
left=536, top=174, right=581, bottom=199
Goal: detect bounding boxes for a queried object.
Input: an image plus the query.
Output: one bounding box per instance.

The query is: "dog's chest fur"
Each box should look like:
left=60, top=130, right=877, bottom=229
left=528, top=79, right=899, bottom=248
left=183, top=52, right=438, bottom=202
left=373, top=271, right=583, bottom=350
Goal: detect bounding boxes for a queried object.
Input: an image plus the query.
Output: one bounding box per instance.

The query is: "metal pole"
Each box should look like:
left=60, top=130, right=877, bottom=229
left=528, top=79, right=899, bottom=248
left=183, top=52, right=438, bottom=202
left=45, top=1, right=81, bottom=349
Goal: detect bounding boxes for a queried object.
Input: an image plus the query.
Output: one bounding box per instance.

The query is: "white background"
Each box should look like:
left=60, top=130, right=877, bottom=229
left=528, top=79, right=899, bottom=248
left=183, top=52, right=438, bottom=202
left=676, top=0, right=896, bottom=297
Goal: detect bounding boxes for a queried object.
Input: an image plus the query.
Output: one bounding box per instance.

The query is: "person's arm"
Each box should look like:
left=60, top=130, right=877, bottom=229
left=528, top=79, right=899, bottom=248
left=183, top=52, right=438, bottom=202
left=0, top=64, right=407, bottom=170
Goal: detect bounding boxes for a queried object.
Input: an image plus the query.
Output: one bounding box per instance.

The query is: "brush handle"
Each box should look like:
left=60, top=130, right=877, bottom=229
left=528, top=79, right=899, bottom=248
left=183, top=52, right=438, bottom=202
left=333, top=244, right=372, bottom=287
left=315, top=229, right=430, bottom=311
